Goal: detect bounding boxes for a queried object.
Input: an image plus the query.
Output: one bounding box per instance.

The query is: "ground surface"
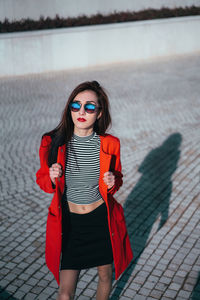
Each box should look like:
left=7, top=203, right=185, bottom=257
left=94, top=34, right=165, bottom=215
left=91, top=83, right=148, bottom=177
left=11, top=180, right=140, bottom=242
left=0, top=53, right=200, bottom=299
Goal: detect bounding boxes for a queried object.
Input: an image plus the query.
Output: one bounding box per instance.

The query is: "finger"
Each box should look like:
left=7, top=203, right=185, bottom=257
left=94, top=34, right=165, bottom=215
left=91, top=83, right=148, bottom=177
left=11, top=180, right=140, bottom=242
left=107, top=174, right=114, bottom=181
left=109, top=176, right=114, bottom=183
left=103, top=177, right=107, bottom=183
left=52, top=163, right=58, bottom=168
left=52, top=163, right=62, bottom=170
left=52, top=163, right=61, bottom=169
left=53, top=165, right=62, bottom=173
left=104, top=171, right=111, bottom=176
left=55, top=170, right=61, bottom=176
left=103, top=172, right=112, bottom=179
left=55, top=167, right=62, bottom=175
left=50, top=167, right=58, bottom=175
left=106, top=173, right=113, bottom=179
left=104, top=179, right=113, bottom=187
left=103, top=178, right=109, bottom=186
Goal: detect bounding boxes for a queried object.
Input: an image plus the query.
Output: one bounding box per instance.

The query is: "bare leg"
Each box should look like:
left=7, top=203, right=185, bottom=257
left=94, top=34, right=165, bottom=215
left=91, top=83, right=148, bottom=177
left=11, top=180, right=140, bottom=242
left=57, top=269, right=80, bottom=300
left=96, top=264, right=112, bottom=300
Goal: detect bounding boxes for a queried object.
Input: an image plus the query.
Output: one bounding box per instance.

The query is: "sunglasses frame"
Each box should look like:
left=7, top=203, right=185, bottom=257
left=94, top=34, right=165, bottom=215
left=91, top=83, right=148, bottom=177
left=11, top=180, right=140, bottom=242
left=69, top=101, right=101, bottom=114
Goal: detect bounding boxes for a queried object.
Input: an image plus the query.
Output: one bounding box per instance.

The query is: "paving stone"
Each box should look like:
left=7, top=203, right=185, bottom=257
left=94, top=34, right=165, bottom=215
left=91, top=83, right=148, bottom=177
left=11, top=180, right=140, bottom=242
left=37, top=279, right=49, bottom=288
left=30, top=286, right=44, bottom=294
left=18, top=273, right=31, bottom=281
left=151, top=269, right=163, bottom=277
left=143, top=280, right=157, bottom=291
left=150, top=289, right=163, bottom=299
left=23, top=293, right=37, bottom=300
left=124, top=288, right=137, bottom=298
left=148, top=275, right=159, bottom=285
left=138, top=287, right=150, bottom=296
left=49, top=280, right=59, bottom=289
left=172, top=275, right=185, bottom=285
left=128, top=282, right=141, bottom=291
left=83, top=288, right=96, bottom=297
left=133, top=295, right=147, bottom=300
left=177, top=290, right=191, bottom=299
left=159, top=277, right=171, bottom=285
left=25, top=277, right=39, bottom=286
left=36, top=292, right=52, bottom=300
left=13, top=290, right=26, bottom=299
left=163, top=289, right=178, bottom=298
left=42, top=286, right=56, bottom=297
left=3, top=273, right=18, bottom=282
left=5, top=284, right=18, bottom=293
left=168, top=282, right=181, bottom=291
left=0, top=268, right=10, bottom=276
left=154, top=282, right=168, bottom=292
left=183, top=282, right=194, bottom=292
left=20, top=284, right=32, bottom=293
left=77, top=280, right=88, bottom=289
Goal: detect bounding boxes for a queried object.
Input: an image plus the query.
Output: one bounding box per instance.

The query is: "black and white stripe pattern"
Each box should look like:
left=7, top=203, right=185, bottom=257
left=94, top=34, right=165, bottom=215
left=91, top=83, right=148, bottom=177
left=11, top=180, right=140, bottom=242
left=65, top=132, right=103, bottom=204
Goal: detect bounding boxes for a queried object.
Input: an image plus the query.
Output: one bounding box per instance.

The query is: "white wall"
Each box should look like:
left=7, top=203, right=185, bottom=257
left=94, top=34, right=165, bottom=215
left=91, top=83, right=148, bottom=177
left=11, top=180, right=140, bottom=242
left=0, top=16, right=199, bottom=77
left=0, top=0, right=200, bottom=21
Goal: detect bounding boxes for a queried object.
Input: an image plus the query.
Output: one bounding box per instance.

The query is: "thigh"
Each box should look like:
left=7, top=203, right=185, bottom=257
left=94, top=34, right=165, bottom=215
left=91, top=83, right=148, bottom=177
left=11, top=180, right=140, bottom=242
left=59, top=269, right=80, bottom=295
left=97, top=264, right=113, bottom=282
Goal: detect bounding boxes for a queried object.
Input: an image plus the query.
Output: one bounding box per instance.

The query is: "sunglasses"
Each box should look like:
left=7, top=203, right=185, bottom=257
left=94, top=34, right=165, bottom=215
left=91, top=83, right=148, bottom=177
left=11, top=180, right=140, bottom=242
left=70, top=101, right=100, bottom=114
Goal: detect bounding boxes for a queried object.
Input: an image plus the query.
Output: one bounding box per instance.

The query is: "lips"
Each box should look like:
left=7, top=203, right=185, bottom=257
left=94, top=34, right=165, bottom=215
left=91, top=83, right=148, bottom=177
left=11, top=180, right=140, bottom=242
left=77, top=118, right=86, bottom=122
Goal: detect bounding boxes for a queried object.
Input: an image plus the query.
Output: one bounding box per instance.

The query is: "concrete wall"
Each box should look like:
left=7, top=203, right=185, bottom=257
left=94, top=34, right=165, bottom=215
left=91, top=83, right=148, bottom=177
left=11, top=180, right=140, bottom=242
left=0, top=0, right=200, bottom=21
left=0, top=16, right=199, bottom=77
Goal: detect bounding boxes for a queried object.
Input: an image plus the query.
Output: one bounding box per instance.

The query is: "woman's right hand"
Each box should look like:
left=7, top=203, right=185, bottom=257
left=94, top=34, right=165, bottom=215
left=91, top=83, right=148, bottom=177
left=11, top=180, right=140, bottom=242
left=49, top=163, right=62, bottom=184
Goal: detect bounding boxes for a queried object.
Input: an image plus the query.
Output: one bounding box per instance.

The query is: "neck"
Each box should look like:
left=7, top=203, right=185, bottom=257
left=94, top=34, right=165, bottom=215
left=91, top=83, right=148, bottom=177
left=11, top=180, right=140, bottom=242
left=73, top=128, right=94, bottom=137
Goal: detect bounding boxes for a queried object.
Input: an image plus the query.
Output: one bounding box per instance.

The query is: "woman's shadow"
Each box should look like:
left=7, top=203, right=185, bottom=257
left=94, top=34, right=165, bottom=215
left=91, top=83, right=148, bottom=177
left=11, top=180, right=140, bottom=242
left=111, top=133, right=182, bottom=299
left=191, top=271, right=200, bottom=299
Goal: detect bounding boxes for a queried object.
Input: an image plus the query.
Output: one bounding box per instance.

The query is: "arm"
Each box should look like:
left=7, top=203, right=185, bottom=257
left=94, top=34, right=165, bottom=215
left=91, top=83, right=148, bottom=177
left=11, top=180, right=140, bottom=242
left=106, top=139, right=123, bottom=195
left=36, top=135, right=56, bottom=194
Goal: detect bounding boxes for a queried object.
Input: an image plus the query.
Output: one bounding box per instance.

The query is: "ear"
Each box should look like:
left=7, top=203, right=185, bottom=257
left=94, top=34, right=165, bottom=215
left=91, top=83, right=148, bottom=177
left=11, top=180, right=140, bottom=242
left=97, top=111, right=102, bottom=120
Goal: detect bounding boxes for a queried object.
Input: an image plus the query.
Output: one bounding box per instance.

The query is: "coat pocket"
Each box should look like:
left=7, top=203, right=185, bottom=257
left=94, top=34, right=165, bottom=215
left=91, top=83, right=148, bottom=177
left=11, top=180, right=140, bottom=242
left=48, top=206, right=56, bottom=217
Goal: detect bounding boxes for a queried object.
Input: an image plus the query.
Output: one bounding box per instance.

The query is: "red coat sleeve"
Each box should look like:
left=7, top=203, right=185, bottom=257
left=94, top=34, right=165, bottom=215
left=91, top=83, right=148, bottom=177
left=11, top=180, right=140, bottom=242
left=108, top=138, right=123, bottom=195
left=36, top=135, right=56, bottom=194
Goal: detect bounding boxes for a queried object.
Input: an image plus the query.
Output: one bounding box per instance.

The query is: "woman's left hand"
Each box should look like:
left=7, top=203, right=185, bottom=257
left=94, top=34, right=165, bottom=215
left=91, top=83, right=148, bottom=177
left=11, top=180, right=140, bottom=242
left=103, top=171, right=115, bottom=189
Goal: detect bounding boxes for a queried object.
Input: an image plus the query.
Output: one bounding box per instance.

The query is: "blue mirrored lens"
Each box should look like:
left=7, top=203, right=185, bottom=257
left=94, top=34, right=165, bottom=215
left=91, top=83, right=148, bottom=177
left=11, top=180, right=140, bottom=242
left=85, top=104, right=96, bottom=113
left=85, top=104, right=96, bottom=110
left=71, top=102, right=81, bottom=109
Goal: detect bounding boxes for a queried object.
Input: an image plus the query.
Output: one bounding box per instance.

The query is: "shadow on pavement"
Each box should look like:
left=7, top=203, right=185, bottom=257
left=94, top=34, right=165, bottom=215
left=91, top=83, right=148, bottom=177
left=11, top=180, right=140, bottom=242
left=111, top=133, right=182, bottom=299
left=0, top=287, right=17, bottom=300
left=191, top=271, right=200, bottom=300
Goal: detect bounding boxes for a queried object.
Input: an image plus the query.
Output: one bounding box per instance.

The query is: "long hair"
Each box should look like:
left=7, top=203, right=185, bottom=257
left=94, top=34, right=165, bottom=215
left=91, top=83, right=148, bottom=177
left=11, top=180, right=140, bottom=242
left=43, top=81, right=112, bottom=167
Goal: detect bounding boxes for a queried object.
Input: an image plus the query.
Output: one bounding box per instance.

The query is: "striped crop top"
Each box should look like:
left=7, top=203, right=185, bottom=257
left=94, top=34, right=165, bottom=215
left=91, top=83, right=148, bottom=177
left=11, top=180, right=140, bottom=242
left=65, top=132, right=103, bottom=205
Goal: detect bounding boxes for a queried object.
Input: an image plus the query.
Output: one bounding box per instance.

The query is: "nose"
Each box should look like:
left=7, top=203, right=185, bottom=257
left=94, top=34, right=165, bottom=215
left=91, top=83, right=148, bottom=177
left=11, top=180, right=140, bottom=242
left=79, top=104, right=86, bottom=115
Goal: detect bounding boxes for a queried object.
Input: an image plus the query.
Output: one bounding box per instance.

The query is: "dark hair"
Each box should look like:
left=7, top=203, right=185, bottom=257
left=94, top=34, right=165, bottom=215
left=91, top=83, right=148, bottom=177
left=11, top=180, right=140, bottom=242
left=43, top=81, right=112, bottom=167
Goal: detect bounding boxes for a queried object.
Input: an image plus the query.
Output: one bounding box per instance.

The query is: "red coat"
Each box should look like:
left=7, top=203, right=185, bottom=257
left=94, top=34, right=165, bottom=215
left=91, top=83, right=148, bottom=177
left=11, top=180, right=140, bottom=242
left=36, top=133, right=133, bottom=285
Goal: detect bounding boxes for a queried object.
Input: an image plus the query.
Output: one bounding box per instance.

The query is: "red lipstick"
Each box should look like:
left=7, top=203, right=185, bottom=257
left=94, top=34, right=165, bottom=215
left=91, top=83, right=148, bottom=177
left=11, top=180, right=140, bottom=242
left=77, top=118, right=86, bottom=122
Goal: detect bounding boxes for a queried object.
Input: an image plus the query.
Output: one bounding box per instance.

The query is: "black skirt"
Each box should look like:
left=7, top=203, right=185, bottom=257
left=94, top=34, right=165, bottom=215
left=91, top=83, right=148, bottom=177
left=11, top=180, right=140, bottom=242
left=61, top=202, right=113, bottom=270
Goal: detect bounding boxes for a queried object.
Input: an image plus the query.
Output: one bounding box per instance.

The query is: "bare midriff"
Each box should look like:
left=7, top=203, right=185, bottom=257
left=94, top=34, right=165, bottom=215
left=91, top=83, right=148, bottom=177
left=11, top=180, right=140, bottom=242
left=68, top=198, right=104, bottom=214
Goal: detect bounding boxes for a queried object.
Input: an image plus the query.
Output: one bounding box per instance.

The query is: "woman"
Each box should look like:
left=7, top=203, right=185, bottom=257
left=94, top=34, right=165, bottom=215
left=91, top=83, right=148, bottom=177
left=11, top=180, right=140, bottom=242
left=36, top=81, right=133, bottom=300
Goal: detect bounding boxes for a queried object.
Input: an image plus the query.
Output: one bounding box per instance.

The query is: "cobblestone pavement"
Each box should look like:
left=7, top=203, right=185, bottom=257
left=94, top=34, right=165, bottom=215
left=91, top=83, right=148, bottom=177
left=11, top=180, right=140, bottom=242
left=0, top=53, right=200, bottom=300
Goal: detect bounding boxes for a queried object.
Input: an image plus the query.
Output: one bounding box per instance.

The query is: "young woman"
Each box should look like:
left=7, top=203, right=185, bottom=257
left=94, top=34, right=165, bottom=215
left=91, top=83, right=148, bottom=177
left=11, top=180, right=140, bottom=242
left=36, top=81, right=133, bottom=300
